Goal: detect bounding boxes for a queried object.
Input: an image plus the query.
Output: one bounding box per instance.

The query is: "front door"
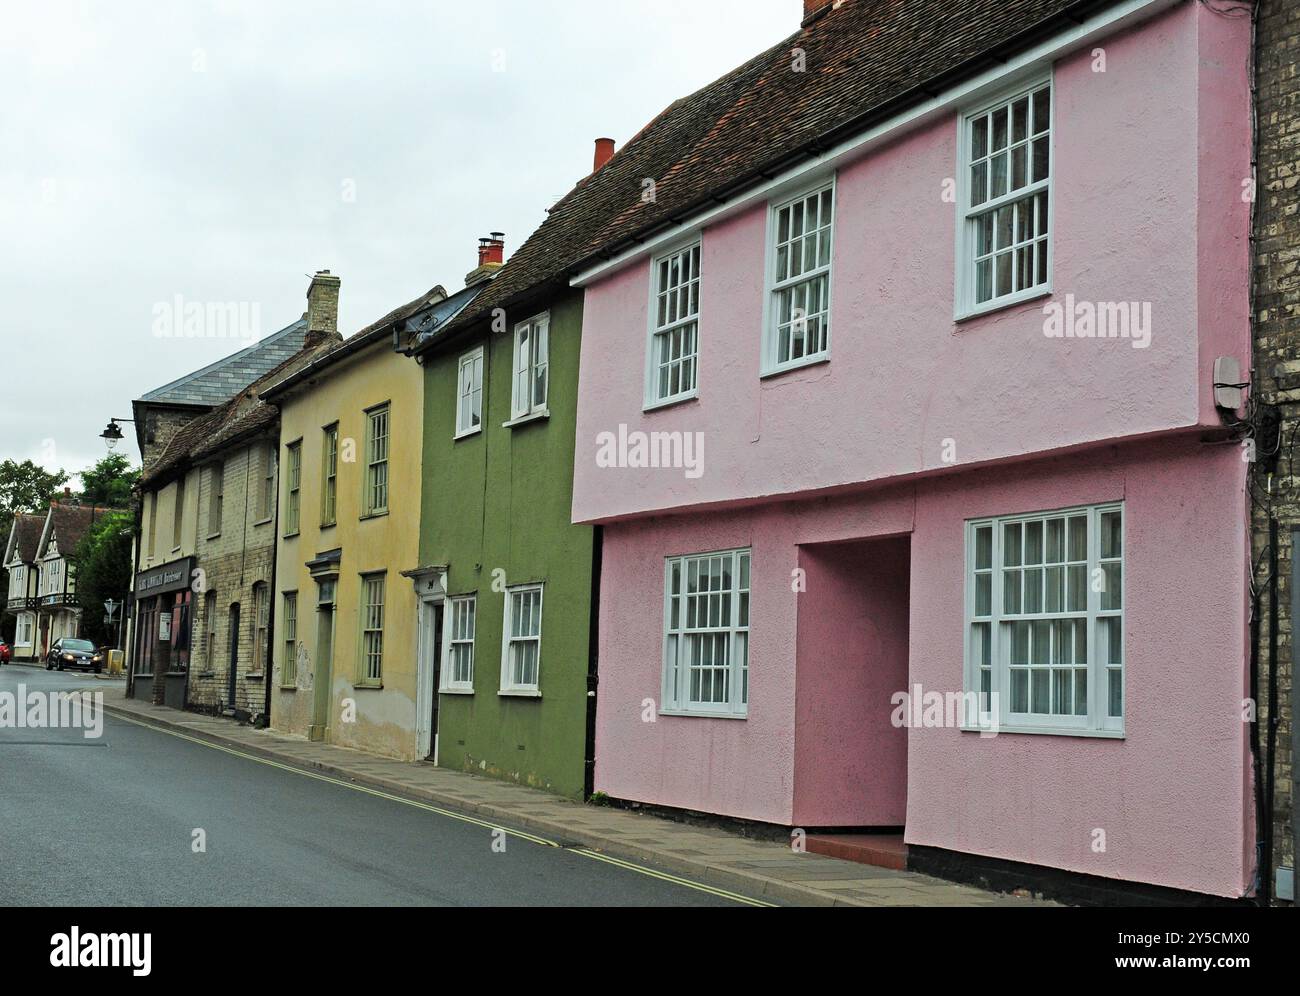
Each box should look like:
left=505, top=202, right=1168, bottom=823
left=310, top=579, right=336, bottom=742
left=227, top=603, right=240, bottom=707
left=415, top=598, right=444, bottom=761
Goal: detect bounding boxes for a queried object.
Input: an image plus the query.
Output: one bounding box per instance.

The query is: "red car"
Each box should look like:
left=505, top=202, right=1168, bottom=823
left=0, top=639, right=10, bottom=664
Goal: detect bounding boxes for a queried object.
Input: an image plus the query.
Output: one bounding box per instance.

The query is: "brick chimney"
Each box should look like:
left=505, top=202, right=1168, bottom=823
left=304, top=269, right=341, bottom=348
left=593, top=137, right=615, bottom=173
left=465, top=233, right=505, bottom=287
left=803, top=0, right=839, bottom=25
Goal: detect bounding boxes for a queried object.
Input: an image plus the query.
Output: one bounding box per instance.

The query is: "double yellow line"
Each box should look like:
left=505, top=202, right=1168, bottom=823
left=110, top=711, right=776, bottom=907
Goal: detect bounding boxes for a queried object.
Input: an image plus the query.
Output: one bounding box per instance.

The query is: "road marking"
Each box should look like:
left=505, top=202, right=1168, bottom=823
left=107, top=710, right=773, bottom=906
left=571, top=847, right=777, bottom=906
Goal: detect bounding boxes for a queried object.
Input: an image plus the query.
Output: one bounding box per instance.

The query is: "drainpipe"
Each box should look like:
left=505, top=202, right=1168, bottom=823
left=584, top=524, right=603, bottom=800
left=263, top=438, right=278, bottom=726
left=1263, top=517, right=1279, bottom=904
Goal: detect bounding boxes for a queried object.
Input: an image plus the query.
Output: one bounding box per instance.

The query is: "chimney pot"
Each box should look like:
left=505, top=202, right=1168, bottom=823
left=467, top=233, right=506, bottom=286
left=593, top=137, right=615, bottom=172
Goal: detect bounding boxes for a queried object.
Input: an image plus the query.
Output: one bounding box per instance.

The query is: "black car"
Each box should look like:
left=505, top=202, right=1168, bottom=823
left=45, top=638, right=104, bottom=673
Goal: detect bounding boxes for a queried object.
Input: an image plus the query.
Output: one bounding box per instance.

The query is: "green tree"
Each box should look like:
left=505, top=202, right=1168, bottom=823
left=79, top=452, right=139, bottom=507
left=72, top=509, right=135, bottom=648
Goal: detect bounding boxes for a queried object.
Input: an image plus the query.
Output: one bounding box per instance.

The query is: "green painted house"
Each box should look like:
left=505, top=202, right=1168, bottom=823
left=403, top=234, right=596, bottom=800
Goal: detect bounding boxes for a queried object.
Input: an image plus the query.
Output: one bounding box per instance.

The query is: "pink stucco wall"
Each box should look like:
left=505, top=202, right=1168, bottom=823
left=572, top=2, right=1251, bottom=525
left=593, top=438, right=1251, bottom=895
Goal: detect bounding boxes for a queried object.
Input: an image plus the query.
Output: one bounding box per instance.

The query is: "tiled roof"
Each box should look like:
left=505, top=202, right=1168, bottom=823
left=6, top=512, right=45, bottom=565
left=137, top=317, right=311, bottom=408
left=41, top=503, right=117, bottom=559
left=436, top=0, right=1116, bottom=338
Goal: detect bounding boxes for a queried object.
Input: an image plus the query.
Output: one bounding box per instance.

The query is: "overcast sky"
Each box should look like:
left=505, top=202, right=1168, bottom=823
left=0, top=0, right=800, bottom=479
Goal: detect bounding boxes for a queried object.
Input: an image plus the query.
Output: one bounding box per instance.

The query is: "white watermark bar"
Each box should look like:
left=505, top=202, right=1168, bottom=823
left=0, top=685, right=104, bottom=739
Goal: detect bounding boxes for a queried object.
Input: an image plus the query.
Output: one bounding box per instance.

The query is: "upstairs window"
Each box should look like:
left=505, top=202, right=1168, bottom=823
left=208, top=463, right=224, bottom=536
left=252, top=581, right=269, bottom=674
left=284, top=441, right=301, bottom=536
left=511, top=314, right=549, bottom=420
left=172, top=477, right=185, bottom=551
left=456, top=346, right=484, bottom=437
left=321, top=423, right=338, bottom=526
left=364, top=404, right=389, bottom=516
left=765, top=182, right=834, bottom=373
left=648, top=242, right=700, bottom=405
left=959, top=78, right=1052, bottom=316
left=257, top=444, right=276, bottom=521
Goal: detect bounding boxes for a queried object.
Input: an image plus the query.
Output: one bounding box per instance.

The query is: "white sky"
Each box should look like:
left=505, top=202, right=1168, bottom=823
left=0, top=0, right=800, bottom=476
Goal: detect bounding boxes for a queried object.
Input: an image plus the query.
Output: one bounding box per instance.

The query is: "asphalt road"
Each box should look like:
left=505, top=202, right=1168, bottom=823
left=0, top=664, right=757, bottom=906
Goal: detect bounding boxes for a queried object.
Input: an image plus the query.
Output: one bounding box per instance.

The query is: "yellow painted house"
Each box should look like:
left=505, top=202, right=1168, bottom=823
left=262, top=274, right=447, bottom=759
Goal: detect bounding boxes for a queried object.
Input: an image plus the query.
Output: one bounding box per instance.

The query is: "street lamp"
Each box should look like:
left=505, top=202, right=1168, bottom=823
left=99, top=417, right=134, bottom=451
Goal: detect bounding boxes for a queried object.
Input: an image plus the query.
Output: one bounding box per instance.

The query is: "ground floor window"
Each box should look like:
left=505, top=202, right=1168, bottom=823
left=966, top=502, right=1123, bottom=734
left=359, top=573, right=385, bottom=685
left=500, top=584, right=542, bottom=694
left=281, top=591, right=298, bottom=686
left=444, top=594, right=475, bottom=690
left=15, top=613, right=32, bottom=645
left=662, top=548, right=751, bottom=717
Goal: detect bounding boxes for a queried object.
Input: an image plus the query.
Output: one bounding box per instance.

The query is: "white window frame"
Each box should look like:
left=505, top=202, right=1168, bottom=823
left=644, top=238, right=701, bottom=409
left=251, top=581, right=269, bottom=674
left=954, top=73, right=1053, bottom=320
left=455, top=346, right=485, bottom=438
left=499, top=583, right=543, bottom=696
left=661, top=547, right=751, bottom=718
left=761, top=177, right=835, bottom=376
left=508, top=313, right=549, bottom=422
left=963, top=502, right=1124, bottom=737
left=441, top=594, right=476, bottom=692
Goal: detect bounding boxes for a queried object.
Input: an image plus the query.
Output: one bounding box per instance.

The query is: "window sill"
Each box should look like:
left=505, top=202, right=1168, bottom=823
left=498, top=688, right=541, bottom=698
left=278, top=683, right=297, bottom=691
left=319, top=521, right=336, bottom=530
left=245, top=672, right=265, bottom=682
left=354, top=681, right=383, bottom=690
left=954, top=285, right=1052, bottom=324
left=206, top=532, right=221, bottom=541
left=502, top=410, right=549, bottom=429
left=454, top=425, right=482, bottom=441
left=283, top=530, right=299, bottom=540
left=643, top=391, right=699, bottom=413
left=760, top=354, right=829, bottom=380
left=252, top=517, right=273, bottom=527
left=439, top=686, right=475, bottom=696
left=959, top=723, right=1124, bottom=739
left=659, top=708, right=747, bottom=720
left=197, top=671, right=216, bottom=679
left=359, top=510, right=389, bottom=521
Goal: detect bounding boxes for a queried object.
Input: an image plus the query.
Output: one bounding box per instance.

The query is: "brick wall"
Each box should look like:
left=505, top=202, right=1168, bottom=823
left=139, top=408, right=200, bottom=474
left=1252, top=0, right=1299, bottom=904
left=188, top=437, right=279, bottom=719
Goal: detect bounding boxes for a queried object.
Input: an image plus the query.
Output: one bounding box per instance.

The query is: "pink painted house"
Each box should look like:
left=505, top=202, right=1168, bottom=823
left=568, top=0, right=1255, bottom=899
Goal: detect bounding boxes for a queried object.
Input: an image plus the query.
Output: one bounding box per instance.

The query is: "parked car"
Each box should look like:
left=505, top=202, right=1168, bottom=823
left=0, top=638, right=10, bottom=664
left=45, top=638, right=103, bottom=673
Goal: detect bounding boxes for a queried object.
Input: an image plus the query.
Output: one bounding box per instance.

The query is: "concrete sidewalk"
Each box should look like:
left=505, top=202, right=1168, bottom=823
left=94, top=687, right=1047, bottom=907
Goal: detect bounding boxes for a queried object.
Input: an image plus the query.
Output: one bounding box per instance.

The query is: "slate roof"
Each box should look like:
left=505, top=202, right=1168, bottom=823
left=432, top=0, right=1120, bottom=340
left=140, top=330, right=341, bottom=488
left=5, top=513, right=45, bottom=566
left=137, top=317, right=311, bottom=408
